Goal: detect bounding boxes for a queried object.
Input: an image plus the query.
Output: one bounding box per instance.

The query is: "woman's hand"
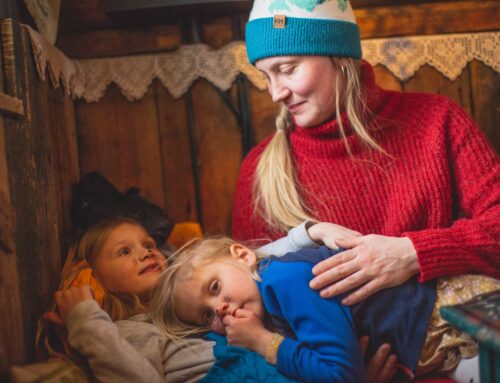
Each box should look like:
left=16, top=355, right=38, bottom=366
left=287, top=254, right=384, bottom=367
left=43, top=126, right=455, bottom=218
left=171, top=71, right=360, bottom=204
left=310, top=235, right=420, bottom=305
left=307, top=222, right=362, bottom=250
left=222, top=308, right=273, bottom=357
left=360, top=337, right=397, bottom=383
left=43, top=285, right=94, bottom=325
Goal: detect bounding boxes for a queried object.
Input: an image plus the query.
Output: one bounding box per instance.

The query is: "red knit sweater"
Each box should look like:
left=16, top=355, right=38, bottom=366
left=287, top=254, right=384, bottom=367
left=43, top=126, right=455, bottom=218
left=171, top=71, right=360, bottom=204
left=232, top=63, right=499, bottom=282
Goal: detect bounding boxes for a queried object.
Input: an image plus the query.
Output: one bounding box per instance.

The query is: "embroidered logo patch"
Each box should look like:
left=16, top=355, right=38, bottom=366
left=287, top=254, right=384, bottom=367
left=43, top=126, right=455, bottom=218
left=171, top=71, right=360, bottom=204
left=273, top=15, right=286, bottom=29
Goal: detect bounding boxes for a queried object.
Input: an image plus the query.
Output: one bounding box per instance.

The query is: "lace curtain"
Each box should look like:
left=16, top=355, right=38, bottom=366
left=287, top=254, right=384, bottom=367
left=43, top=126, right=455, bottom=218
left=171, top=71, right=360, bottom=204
left=26, top=26, right=500, bottom=103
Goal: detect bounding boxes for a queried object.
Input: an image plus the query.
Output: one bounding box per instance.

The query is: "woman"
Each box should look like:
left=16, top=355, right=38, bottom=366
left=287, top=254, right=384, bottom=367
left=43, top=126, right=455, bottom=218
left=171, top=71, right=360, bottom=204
left=233, top=0, right=499, bottom=380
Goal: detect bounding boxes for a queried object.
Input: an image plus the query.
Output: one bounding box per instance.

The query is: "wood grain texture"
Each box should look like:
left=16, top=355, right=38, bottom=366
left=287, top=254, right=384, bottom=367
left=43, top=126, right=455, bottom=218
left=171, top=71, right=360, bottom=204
left=155, top=81, right=198, bottom=223
left=57, top=1, right=500, bottom=58
left=0, top=91, right=24, bottom=115
left=403, top=64, right=472, bottom=116
left=191, top=80, right=242, bottom=233
left=0, top=21, right=78, bottom=369
left=469, top=60, right=500, bottom=153
left=76, top=84, right=166, bottom=209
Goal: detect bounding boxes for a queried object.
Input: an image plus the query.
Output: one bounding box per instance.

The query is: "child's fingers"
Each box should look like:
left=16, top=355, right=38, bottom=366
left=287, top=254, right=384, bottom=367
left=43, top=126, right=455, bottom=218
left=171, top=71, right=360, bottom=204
left=233, top=308, right=253, bottom=318
left=43, top=311, right=64, bottom=326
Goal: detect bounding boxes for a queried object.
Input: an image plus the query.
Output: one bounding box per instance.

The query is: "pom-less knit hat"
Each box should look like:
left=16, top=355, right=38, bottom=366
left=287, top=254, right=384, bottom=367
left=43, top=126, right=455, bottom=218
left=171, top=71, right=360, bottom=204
left=246, top=0, right=361, bottom=64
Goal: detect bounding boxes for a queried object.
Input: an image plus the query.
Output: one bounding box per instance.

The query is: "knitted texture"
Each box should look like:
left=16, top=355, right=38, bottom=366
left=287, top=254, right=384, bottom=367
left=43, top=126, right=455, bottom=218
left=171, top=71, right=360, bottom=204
left=245, top=0, right=361, bottom=64
left=232, top=62, right=500, bottom=282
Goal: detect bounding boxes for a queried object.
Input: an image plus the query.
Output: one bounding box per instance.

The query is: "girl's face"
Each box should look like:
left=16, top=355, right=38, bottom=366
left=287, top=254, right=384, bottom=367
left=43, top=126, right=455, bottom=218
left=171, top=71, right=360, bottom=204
left=173, top=245, right=263, bottom=335
left=93, top=223, right=167, bottom=300
left=256, top=55, right=339, bottom=128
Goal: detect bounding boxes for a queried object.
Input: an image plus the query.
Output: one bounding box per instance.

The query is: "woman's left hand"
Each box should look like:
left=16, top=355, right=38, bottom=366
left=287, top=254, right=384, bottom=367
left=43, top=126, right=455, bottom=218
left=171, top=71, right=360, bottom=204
left=310, top=235, right=420, bottom=305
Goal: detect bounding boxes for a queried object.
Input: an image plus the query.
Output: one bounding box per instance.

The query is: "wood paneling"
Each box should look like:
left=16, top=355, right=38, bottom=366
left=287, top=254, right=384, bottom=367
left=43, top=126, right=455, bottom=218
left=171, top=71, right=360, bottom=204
left=76, top=84, right=166, bottom=209
left=469, top=60, right=500, bottom=153
left=155, top=81, right=198, bottom=223
left=372, top=65, right=403, bottom=92
left=403, top=64, right=472, bottom=116
left=57, top=1, right=500, bottom=58
left=192, top=80, right=242, bottom=233
left=0, top=20, right=79, bottom=374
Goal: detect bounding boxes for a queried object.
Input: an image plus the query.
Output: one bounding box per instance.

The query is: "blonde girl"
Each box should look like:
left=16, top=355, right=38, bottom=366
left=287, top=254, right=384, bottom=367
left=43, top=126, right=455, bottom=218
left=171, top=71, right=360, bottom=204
left=39, top=217, right=349, bottom=382
left=38, top=217, right=214, bottom=383
left=151, top=236, right=499, bottom=383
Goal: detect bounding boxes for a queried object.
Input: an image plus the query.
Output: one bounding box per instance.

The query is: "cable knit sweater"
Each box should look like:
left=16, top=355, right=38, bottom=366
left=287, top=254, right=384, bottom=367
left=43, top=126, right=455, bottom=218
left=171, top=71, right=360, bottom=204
left=232, top=62, right=499, bottom=282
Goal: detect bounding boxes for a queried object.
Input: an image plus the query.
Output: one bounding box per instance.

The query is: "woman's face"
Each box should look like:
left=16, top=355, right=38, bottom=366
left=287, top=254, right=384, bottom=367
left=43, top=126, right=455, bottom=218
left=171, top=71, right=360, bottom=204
left=256, top=56, right=339, bottom=128
left=93, top=223, right=167, bottom=301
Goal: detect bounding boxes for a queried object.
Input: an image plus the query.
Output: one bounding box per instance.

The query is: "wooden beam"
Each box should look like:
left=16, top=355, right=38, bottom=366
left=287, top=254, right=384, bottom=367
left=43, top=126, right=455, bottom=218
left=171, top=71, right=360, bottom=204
left=57, top=1, right=500, bottom=58
left=0, top=92, right=24, bottom=116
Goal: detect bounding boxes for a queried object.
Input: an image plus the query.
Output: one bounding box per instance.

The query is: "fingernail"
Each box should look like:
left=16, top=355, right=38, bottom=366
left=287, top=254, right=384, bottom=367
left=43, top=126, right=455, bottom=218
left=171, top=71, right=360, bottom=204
left=320, top=290, right=329, bottom=298
left=341, top=298, right=351, bottom=305
left=336, top=237, right=345, bottom=242
left=312, top=266, right=319, bottom=275
left=310, top=279, right=318, bottom=289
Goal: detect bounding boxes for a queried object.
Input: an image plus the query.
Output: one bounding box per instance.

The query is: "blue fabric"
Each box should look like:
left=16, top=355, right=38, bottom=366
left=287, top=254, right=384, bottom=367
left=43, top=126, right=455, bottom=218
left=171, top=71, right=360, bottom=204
left=271, top=247, right=437, bottom=374
left=200, top=332, right=297, bottom=383
left=258, top=250, right=364, bottom=383
left=246, top=17, right=362, bottom=64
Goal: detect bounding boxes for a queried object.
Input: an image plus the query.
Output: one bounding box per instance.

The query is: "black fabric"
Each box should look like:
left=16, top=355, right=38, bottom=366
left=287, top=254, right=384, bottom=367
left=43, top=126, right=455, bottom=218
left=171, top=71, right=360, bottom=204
left=72, top=172, right=174, bottom=246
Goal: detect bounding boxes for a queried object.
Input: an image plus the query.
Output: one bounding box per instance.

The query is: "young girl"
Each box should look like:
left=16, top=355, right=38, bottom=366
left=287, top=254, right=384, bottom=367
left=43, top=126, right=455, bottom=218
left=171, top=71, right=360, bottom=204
left=39, top=216, right=356, bottom=382
left=150, top=236, right=500, bottom=383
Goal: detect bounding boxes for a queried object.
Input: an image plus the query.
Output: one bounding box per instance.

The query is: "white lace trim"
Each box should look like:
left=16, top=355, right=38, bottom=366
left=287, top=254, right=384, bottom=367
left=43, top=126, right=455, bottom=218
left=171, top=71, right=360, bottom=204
left=25, top=26, right=500, bottom=103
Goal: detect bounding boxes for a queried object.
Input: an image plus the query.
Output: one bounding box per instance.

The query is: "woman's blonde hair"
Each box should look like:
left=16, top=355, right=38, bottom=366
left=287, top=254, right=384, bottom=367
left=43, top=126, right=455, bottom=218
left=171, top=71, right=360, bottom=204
left=150, top=236, right=258, bottom=342
left=253, top=58, right=384, bottom=232
left=36, top=217, right=148, bottom=360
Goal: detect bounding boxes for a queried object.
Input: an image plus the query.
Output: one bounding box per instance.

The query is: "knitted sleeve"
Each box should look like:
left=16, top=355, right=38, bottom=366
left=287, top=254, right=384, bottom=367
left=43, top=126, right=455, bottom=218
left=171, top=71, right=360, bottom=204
left=403, top=99, right=500, bottom=282
left=260, top=261, right=364, bottom=382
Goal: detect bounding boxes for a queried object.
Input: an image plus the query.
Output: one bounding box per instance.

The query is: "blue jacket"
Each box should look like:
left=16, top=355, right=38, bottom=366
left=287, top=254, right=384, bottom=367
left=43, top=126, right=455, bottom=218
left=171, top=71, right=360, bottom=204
left=258, top=246, right=436, bottom=382
left=257, top=249, right=364, bottom=383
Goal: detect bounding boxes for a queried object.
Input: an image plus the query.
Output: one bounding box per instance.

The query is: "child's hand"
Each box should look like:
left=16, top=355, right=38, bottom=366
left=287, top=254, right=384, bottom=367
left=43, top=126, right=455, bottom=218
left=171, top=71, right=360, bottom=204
left=43, top=286, right=94, bottom=326
left=222, top=308, right=273, bottom=357
left=308, top=222, right=362, bottom=250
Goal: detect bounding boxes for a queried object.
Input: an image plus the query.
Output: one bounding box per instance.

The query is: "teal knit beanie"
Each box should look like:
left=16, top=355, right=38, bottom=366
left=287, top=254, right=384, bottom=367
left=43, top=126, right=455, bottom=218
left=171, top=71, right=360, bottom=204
left=246, top=0, right=361, bottom=64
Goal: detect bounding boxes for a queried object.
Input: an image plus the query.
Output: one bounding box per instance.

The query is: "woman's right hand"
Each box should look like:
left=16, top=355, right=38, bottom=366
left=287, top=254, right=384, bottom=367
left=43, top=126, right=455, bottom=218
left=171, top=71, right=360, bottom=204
left=360, top=336, right=397, bottom=383
left=43, top=285, right=94, bottom=326
left=307, top=222, right=362, bottom=250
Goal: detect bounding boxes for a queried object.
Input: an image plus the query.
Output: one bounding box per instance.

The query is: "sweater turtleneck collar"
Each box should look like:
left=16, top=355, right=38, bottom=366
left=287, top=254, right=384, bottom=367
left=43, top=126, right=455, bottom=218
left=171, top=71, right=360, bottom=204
left=290, top=61, right=387, bottom=158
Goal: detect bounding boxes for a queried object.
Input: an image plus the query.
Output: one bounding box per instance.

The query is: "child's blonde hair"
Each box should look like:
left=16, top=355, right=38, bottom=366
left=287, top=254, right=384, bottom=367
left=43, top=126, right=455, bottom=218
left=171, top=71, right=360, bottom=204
left=254, top=58, right=384, bottom=232
left=36, top=217, right=149, bottom=360
left=150, top=236, right=258, bottom=341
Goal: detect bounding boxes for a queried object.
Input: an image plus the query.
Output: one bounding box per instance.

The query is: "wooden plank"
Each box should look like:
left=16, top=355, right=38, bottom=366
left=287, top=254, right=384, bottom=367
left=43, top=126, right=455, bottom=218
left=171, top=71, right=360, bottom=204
left=76, top=83, right=166, bottom=209
left=191, top=80, right=242, bottom=233
left=0, top=18, right=76, bottom=367
left=469, top=60, right=500, bottom=153
left=58, top=24, right=182, bottom=59
left=58, top=1, right=500, bottom=58
left=357, top=1, right=500, bottom=38
left=155, top=81, right=198, bottom=223
left=0, top=91, right=24, bottom=116
left=373, top=65, right=403, bottom=92
left=403, top=64, right=472, bottom=116
left=0, top=115, right=25, bottom=382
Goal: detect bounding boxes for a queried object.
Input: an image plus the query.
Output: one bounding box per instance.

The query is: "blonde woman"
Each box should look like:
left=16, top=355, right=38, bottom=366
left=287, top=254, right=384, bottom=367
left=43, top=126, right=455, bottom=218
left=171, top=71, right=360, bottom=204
left=233, top=0, right=499, bottom=381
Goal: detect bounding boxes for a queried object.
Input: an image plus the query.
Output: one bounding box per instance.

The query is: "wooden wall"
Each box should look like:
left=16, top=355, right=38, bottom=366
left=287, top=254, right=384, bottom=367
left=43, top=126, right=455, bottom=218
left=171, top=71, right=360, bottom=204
left=69, top=1, right=500, bottom=236
left=0, top=19, right=79, bottom=380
